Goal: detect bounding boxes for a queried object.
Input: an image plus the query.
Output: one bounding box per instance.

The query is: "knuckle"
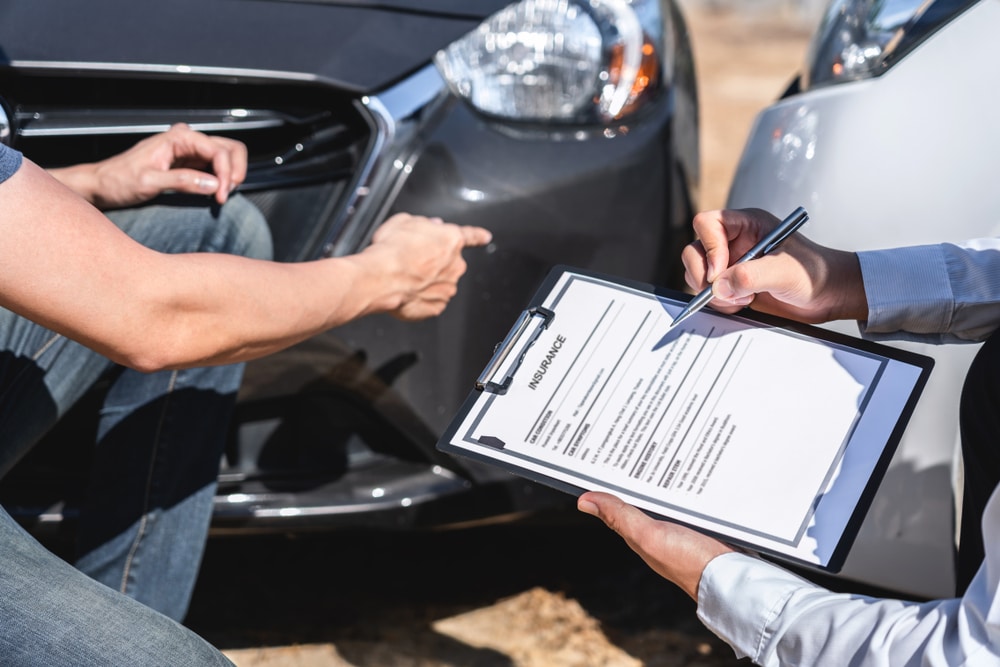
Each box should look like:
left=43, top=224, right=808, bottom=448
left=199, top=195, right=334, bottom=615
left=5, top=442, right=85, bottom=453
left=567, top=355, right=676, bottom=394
left=728, top=265, right=755, bottom=292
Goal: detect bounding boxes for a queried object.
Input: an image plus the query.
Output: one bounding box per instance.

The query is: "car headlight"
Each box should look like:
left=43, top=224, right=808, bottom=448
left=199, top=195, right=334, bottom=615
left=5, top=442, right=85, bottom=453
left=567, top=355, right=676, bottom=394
left=803, top=0, right=978, bottom=89
left=434, top=0, right=666, bottom=124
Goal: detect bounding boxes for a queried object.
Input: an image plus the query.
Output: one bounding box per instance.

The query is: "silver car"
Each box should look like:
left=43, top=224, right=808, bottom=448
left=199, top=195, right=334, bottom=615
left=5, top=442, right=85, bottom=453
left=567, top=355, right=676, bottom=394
left=727, top=0, right=998, bottom=598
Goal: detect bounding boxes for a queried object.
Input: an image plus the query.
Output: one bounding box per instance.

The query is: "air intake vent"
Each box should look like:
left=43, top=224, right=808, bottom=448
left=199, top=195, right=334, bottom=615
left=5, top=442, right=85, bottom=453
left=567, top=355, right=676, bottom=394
left=0, top=69, right=373, bottom=261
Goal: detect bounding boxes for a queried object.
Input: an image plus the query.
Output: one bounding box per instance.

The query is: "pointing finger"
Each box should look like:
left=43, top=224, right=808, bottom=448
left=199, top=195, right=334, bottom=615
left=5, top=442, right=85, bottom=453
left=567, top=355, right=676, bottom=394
left=459, top=225, right=492, bottom=247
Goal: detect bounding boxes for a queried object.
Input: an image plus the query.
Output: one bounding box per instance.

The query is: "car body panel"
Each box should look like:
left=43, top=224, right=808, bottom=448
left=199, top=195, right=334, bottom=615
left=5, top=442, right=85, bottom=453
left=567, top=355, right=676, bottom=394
left=727, top=0, right=1000, bottom=597
left=0, top=0, right=509, bottom=93
left=0, top=0, right=701, bottom=537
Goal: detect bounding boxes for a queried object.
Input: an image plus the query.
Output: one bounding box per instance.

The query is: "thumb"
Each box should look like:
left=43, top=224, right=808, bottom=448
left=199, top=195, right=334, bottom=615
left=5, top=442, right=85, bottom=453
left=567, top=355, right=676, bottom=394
left=711, top=254, right=791, bottom=305
left=577, top=491, right=649, bottom=538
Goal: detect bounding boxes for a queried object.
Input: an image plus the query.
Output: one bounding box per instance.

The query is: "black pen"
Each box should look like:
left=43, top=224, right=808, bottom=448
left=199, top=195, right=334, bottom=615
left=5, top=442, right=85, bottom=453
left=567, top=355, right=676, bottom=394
left=669, top=206, right=809, bottom=329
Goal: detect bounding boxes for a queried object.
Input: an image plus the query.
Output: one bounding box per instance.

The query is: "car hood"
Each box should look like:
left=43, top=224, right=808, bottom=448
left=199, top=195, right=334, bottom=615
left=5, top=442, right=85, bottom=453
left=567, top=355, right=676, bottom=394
left=0, top=0, right=511, bottom=93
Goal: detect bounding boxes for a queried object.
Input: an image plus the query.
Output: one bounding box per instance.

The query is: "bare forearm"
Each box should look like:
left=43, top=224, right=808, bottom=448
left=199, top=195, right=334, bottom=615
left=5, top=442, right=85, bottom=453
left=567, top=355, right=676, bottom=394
left=119, top=252, right=400, bottom=370
left=818, top=248, right=868, bottom=323
left=0, top=159, right=482, bottom=372
left=47, top=163, right=102, bottom=206
left=0, top=223, right=389, bottom=371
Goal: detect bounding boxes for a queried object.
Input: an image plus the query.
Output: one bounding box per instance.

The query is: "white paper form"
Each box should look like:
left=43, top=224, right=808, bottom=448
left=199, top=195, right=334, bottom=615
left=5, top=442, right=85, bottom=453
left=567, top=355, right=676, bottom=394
left=442, top=269, right=931, bottom=568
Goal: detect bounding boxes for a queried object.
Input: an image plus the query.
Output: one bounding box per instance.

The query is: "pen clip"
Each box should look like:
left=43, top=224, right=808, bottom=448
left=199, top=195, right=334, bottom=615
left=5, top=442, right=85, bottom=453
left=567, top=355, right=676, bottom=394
left=476, top=306, right=555, bottom=394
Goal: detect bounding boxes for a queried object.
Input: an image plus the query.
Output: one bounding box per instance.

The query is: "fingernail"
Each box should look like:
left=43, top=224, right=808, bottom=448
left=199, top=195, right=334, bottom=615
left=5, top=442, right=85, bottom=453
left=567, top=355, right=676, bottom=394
left=577, top=498, right=599, bottom=516
left=196, top=176, right=219, bottom=190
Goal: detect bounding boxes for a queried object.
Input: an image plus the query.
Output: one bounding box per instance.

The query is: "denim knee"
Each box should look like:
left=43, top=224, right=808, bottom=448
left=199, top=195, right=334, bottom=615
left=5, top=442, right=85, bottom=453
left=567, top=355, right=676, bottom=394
left=216, top=194, right=274, bottom=261
left=105, top=196, right=274, bottom=261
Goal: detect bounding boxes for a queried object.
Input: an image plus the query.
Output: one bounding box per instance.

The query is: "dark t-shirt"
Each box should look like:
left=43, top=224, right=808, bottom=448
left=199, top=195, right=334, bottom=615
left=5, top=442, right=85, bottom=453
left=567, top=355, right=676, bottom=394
left=0, top=143, right=23, bottom=184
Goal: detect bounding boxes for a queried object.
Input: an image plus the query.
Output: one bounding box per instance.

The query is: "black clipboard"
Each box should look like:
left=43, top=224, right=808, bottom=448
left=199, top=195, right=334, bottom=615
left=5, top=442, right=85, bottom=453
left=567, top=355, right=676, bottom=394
left=438, top=265, right=934, bottom=572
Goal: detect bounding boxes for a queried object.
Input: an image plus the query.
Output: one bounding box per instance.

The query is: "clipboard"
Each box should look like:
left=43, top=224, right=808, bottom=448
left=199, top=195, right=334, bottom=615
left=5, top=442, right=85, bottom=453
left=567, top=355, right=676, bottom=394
left=438, top=265, right=934, bottom=572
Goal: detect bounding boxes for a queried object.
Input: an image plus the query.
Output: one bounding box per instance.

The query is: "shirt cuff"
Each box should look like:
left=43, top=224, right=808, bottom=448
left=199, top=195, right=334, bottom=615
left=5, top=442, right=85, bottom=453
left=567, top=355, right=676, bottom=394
left=696, top=552, right=819, bottom=664
left=857, top=246, right=953, bottom=336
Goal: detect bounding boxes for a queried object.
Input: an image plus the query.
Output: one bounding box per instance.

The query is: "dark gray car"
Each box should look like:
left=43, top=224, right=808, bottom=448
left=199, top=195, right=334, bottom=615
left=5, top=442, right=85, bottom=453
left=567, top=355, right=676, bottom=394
left=0, top=0, right=699, bottom=536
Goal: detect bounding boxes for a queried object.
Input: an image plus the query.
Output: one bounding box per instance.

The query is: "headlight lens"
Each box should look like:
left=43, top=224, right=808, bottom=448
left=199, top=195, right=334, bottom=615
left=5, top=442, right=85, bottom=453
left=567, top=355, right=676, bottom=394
left=434, top=0, right=666, bottom=123
left=803, top=0, right=978, bottom=90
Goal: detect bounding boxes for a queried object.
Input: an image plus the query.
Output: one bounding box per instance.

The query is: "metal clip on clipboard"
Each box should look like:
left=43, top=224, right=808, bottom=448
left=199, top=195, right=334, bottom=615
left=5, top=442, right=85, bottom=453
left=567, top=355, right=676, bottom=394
left=475, top=306, right=555, bottom=394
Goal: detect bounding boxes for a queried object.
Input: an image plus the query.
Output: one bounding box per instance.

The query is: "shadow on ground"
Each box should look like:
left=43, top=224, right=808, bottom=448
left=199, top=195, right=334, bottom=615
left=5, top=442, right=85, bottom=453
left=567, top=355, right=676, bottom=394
left=185, top=515, right=747, bottom=666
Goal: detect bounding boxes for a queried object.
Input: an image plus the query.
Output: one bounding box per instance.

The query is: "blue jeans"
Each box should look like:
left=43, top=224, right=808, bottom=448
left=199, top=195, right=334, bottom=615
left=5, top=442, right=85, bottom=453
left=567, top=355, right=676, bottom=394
left=0, top=504, right=234, bottom=666
left=0, top=196, right=271, bottom=663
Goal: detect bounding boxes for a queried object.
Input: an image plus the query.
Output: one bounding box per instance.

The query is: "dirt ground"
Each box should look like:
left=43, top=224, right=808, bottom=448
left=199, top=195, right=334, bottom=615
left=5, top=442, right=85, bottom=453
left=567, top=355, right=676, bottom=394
left=688, top=4, right=813, bottom=210
left=187, top=6, right=812, bottom=666
left=188, top=522, right=745, bottom=667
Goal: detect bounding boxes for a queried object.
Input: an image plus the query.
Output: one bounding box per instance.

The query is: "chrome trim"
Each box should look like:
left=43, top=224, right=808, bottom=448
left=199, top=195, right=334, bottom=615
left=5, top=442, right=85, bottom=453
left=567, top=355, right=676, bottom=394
left=16, top=109, right=289, bottom=138
left=21, top=123, right=277, bottom=137
left=8, top=58, right=451, bottom=258
left=322, top=64, right=451, bottom=257
left=238, top=466, right=467, bottom=519
left=8, top=59, right=317, bottom=83
left=18, top=121, right=282, bottom=137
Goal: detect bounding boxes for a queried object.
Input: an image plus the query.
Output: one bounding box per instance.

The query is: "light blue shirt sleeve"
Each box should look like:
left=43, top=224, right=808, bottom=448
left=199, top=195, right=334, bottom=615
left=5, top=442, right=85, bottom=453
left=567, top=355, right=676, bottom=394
left=859, top=240, right=1000, bottom=343
left=692, top=240, right=1000, bottom=664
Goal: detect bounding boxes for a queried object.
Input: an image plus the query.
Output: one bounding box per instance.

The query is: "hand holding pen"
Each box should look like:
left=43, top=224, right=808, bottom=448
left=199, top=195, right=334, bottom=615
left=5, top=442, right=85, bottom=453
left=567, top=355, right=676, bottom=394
left=671, top=206, right=809, bottom=328
left=675, top=207, right=869, bottom=326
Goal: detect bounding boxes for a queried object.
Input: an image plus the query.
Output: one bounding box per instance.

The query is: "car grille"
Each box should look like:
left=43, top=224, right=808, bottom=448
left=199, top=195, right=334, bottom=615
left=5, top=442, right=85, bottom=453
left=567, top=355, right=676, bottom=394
left=0, top=69, right=373, bottom=261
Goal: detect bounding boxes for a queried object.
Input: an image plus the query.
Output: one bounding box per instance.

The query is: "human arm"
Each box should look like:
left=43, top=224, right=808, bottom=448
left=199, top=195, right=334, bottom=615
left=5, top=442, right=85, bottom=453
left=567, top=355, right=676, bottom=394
left=686, top=208, right=1000, bottom=342
left=576, top=492, right=733, bottom=600
left=859, top=241, right=1000, bottom=343
left=47, top=123, right=245, bottom=208
left=0, top=155, right=490, bottom=371
left=579, top=491, right=1000, bottom=666
left=681, top=208, right=868, bottom=324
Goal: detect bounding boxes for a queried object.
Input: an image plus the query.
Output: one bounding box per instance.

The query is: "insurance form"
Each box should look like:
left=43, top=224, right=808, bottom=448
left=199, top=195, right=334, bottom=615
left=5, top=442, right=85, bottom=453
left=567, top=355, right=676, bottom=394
left=439, top=267, right=932, bottom=570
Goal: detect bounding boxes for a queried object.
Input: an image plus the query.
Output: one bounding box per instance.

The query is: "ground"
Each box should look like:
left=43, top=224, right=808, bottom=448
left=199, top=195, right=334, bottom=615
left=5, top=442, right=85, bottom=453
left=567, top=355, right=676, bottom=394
left=188, top=521, right=747, bottom=667
left=689, top=4, right=813, bottom=211
left=185, top=6, right=813, bottom=666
